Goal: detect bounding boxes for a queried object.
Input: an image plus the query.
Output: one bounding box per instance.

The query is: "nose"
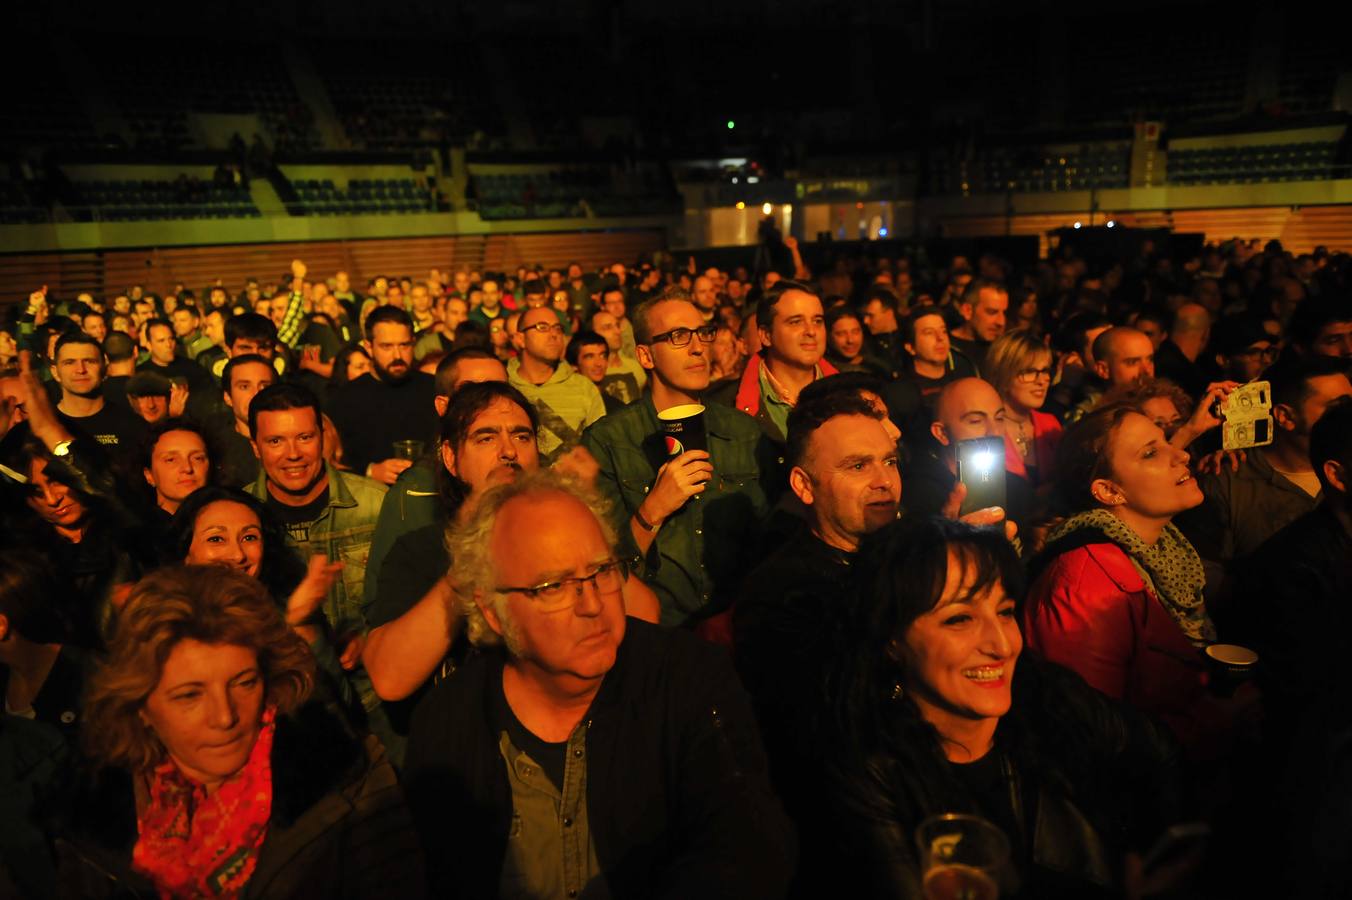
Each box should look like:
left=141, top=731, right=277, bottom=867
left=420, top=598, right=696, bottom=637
left=42, top=481, right=64, bottom=507
left=499, top=436, right=519, bottom=460
left=572, top=575, right=606, bottom=616
left=207, top=685, right=240, bottom=731
left=982, top=612, right=1014, bottom=658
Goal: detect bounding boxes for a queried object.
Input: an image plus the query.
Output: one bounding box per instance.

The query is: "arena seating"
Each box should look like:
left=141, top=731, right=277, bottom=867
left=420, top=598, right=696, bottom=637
left=291, top=177, right=434, bottom=215
left=72, top=179, right=260, bottom=221
left=1168, top=142, right=1340, bottom=185
left=929, top=144, right=1131, bottom=195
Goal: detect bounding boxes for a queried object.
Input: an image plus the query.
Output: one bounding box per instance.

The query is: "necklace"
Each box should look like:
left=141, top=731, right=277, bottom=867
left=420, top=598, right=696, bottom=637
left=1007, top=414, right=1030, bottom=458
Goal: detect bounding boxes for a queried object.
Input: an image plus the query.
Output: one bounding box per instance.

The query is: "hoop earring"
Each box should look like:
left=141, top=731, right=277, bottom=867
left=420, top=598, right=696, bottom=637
left=891, top=681, right=904, bottom=701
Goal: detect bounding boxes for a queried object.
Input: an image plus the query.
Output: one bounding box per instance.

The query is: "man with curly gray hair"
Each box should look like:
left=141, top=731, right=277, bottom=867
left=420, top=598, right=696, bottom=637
left=403, top=469, right=795, bottom=899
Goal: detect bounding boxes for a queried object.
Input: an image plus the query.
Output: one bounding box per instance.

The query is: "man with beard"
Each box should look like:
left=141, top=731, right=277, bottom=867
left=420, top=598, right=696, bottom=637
left=51, top=333, right=145, bottom=467
left=328, top=307, right=438, bottom=485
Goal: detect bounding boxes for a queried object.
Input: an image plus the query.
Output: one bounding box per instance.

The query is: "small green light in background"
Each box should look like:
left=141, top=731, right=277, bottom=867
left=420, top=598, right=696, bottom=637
left=726, top=120, right=735, bottom=130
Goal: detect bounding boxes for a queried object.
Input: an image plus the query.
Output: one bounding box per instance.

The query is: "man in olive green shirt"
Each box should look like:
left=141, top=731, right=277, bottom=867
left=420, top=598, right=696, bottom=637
left=582, top=288, right=770, bottom=626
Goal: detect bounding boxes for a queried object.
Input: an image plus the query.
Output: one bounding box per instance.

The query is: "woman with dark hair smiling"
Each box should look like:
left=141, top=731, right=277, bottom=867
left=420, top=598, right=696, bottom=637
left=56, top=565, right=425, bottom=898
left=821, top=516, right=1181, bottom=899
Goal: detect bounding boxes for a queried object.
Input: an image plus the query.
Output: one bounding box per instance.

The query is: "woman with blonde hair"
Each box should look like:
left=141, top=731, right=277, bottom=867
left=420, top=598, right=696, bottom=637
left=57, top=565, right=425, bottom=899
left=982, top=330, right=1062, bottom=487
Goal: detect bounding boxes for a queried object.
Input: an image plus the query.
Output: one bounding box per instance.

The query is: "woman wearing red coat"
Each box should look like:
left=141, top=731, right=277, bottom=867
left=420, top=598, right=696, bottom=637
left=1024, top=403, right=1240, bottom=760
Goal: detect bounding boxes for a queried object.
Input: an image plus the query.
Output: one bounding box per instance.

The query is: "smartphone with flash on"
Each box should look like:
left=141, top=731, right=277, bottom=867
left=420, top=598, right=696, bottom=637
left=956, top=436, right=1007, bottom=517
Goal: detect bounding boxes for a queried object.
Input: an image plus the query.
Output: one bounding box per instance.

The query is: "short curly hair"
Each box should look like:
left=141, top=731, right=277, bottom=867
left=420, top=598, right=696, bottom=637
left=82, top=564, right=314, bottom=772
left=446, top=469, right=617, bottom=649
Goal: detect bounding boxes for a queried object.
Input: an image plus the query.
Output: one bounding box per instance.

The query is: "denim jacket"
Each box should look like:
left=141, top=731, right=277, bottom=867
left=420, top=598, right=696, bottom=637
left=582, top=399, right=769, bottom=625
left=250, top=465, right=387, bottom=638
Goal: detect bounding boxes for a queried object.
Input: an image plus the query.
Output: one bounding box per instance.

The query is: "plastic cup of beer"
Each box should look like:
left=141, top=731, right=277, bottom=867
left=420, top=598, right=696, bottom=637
left=392, top=439, right=425, bottom=461
left=915, top=813, right=1008, bottom=900
left=1204, top=643, right=1258, bottom=698
left=656, top=404, right=708, bottom=456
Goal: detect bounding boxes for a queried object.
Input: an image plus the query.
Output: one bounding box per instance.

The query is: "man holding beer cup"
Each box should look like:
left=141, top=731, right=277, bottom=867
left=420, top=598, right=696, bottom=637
left=583, top=287, right=770, bottom=627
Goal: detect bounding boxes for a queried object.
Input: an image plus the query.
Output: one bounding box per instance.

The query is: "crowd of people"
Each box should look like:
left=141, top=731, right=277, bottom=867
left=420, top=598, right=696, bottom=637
left=1, top=236, right=1351, bottom=898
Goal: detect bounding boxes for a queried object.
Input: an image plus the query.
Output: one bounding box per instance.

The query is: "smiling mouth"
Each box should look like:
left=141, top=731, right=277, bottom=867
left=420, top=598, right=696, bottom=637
left=963, top=665, right=1006, bottom=682
left=1176, top=473, right=1193, bottom=485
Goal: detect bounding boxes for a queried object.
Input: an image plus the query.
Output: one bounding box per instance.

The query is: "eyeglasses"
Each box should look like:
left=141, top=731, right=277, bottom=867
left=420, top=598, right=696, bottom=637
left=523, top=322, right=565, bottom=335
left=1015, top=367, right=1053, bottom=383
left=494, top=557, right=637, bottom=611
left=649, top=325, right=718, bottom=348
left=1237, top=344, right=1278, bottom=360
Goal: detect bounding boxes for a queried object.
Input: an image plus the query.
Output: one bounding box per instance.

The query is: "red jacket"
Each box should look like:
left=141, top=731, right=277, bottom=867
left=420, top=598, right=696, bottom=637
left=1024, top=541, right=1234, bottom=760
left=732, top=353, right=839, bottom=418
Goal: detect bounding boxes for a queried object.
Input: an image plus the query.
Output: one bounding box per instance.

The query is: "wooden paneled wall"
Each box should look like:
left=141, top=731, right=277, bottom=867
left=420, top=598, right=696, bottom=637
left=0, top=229, right=664, bottom=305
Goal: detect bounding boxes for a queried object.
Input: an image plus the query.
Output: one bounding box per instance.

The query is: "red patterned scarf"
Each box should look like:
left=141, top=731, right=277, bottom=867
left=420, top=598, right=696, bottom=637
left=133, top=706, right=277, bottom=898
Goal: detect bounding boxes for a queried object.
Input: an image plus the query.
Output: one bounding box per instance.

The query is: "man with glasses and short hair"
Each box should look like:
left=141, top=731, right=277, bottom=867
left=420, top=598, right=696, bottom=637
left=507, top=306, right=606, bottom=464
left=583, top=288, right=771, bottom=628
left=403, top=469, right=793, bottom=899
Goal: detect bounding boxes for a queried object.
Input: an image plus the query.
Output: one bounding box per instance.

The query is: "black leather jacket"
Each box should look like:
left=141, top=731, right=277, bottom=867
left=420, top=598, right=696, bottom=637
left=819, top=657, right=1182, bottom=899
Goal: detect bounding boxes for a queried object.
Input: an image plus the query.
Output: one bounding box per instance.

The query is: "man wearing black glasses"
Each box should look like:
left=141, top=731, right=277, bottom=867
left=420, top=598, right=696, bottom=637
left=583, top=288, right=771, bottom=630
left=403, top=470, right=793, bottom=898
left=507, top=306, right=606, bottom=464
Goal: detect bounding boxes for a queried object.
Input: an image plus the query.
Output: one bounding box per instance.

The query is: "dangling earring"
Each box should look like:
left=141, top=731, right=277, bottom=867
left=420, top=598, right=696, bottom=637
left=890, top=681, right=904, bottom=701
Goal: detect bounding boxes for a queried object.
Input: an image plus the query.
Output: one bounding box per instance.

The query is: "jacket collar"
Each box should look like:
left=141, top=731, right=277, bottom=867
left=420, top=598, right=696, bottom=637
left=733, top=352, right=840, bottom=416
left=251, top=464, right=355, bottom=511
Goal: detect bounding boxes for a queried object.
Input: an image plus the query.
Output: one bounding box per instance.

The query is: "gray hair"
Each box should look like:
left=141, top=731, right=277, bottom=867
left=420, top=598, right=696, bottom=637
left=445, top=468, right=619, bottom=648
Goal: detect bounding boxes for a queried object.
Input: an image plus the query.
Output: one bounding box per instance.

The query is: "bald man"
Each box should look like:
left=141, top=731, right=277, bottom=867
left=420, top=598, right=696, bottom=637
left=1156, top=302, right=1212, bottom=399
left=1092, top=326, right=1156, bottom=392
left=506, top=306, right=606, bottom=463
left=899, top=377, right=1030, bottom=535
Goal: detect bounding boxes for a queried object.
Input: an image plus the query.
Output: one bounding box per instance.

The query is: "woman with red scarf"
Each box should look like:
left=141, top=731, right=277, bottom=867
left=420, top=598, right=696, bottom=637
left=54, top=565, right=425, bottom=899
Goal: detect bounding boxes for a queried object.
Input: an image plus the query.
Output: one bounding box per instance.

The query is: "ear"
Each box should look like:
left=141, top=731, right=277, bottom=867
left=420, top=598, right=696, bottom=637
left=1093, top=359, right=1110, bottom=381
left=1273, top=402, right=1298, bottom=433
left=1323, top=459, right=1347, bottom=494
left=362, top=339, right=373, bottom=356
left=440, top=440, right=458, bottom=478
left=1089, top=477, right=1126, bottom=507
left=250, top=438, right=260, bottom=460
left=758, top=323, right=772, bottom=347
left=143, top=467, right=154, bottom=487
left=433, top=395, right=448, bottom=417
left=474, top=591, right=505, bottom=638
left=0, top=612, right=9, bottom=643
left=930, top=421, right=950, bottom=447
left=885, top=638, right=905, bottom=664
left=788, top=465, right=814, bottom=507
left=635, top=344, right=655, bottom=372
left=958, top=301, right=974, bottom=322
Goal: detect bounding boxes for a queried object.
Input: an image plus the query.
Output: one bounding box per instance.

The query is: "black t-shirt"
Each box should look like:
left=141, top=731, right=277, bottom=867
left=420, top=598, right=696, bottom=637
left=488, top=660, right=567, bottom=790
left=327, top=372, right=438, bottom=474
left=949, top=749, right=1031, bottom=871
left=57, top=403, right=147, bottom=474
left=265, top=486, right=330, bottom=544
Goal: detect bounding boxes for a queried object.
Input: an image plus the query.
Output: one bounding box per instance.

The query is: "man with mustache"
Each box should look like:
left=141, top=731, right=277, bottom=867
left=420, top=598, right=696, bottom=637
left=328, top=306, right=438, bottom=485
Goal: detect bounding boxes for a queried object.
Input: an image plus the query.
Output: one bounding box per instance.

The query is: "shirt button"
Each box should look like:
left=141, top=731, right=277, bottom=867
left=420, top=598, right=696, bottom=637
left=563, top=817, right=574, bottom=827
left=573, top=749, right=583, bottom=758
left=695, top=528, right=702, bottom=535
left=643, top=486, right=649, bottom=493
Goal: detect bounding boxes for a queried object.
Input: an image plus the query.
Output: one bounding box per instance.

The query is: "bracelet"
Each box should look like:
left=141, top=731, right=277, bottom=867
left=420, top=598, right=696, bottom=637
left=634, top=508, right=660, bottom=533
